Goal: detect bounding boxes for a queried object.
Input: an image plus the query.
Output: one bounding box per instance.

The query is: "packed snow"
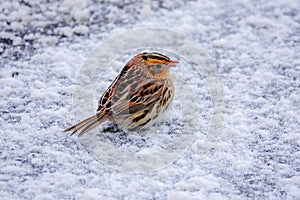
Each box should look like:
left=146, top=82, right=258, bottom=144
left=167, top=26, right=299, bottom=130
left=0, top=0, right=299, bottom=199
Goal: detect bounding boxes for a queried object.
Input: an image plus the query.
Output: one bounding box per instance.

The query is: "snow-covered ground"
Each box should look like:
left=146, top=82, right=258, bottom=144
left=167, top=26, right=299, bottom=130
left=1, top=0, right=300, bottom=199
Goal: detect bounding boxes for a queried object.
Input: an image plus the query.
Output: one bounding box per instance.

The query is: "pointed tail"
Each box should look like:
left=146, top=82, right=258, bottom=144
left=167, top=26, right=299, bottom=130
left=64, top=112, right=107, bottom=137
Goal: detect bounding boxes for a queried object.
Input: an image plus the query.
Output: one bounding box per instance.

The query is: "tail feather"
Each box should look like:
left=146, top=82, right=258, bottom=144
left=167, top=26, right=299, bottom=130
left=64, top=112, right=107, bottom=137
left=64, top=115, right=96, bottom=134
left=78, top=120, right=101, bottom=137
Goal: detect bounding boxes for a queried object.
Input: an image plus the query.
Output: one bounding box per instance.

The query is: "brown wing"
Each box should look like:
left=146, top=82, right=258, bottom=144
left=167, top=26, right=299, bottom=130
left=96, top=65, right=132, bottom=112
left=111, top=78, right=173, bottom=131
left=111, top=78, right=166, bottom=117
left=97, top=64, right=171, bottom=128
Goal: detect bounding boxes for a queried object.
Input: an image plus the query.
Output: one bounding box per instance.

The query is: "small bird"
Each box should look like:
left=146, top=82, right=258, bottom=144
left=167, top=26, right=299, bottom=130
left=64, top=52, right=178, bottom=137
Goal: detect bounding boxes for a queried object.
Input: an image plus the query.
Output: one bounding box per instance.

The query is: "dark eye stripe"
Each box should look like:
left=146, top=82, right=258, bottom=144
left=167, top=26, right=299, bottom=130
left=152, top=52, right=170, bottom=60
left=142, top=55, right=148, bottom=60
left=147, top=55, right=170, bottom=61
left=142, top=52, right=170, bottom=61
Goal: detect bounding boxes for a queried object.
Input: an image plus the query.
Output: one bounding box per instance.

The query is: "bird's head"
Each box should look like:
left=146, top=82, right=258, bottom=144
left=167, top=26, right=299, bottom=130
left=132, top=52, right=178, bottom=78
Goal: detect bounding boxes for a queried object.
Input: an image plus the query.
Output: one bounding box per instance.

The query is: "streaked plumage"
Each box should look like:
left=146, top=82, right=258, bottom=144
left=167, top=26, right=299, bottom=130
left=64, top=52, right=178, bottom=137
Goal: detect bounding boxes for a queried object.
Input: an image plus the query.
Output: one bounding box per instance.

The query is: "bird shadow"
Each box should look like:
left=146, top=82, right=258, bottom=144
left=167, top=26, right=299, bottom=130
left=99, top=123, right=147, bottom=150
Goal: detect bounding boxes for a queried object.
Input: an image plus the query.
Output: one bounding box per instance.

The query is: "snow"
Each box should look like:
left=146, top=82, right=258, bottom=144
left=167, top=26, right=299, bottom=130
left=1, top=0, right=300, bottom=199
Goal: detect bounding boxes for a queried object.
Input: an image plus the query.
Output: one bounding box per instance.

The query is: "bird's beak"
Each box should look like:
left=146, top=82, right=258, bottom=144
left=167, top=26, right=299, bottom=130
left=168, top=60, right=179, bottom=67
